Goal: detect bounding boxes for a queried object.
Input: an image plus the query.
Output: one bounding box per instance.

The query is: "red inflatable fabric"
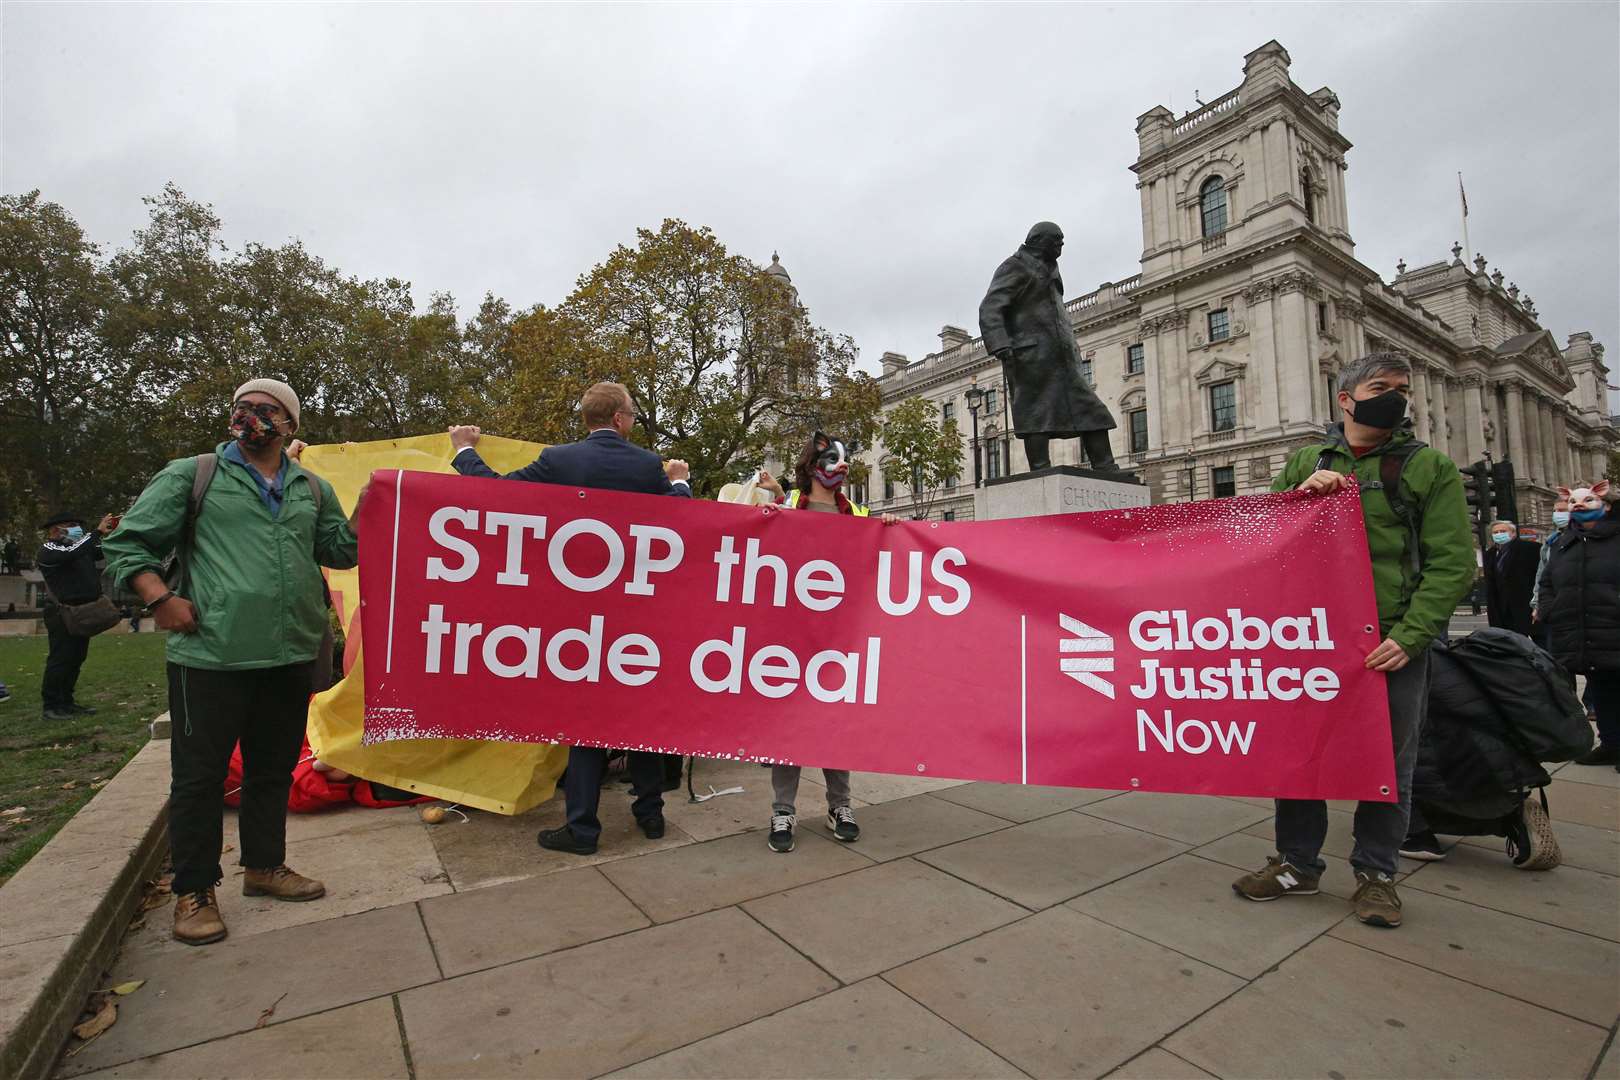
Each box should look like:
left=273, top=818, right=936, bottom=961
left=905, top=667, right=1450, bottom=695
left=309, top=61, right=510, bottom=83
left=223, top=737, right=429, bottom=812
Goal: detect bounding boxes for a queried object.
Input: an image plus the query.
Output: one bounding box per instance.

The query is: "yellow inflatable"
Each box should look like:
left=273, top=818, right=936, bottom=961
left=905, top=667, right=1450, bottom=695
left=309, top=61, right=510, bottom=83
left=301, top=433, right=567, bottom=814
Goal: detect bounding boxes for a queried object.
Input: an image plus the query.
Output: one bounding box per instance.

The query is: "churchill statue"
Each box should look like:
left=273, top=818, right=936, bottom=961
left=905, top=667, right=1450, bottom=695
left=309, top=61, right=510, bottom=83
left=977, top=222, right=1123, bottom=474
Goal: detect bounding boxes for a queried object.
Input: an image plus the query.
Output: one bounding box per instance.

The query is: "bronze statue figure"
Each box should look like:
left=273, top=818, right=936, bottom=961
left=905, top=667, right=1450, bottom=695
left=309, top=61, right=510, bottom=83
left=978, top=222, right=1122, bottom=474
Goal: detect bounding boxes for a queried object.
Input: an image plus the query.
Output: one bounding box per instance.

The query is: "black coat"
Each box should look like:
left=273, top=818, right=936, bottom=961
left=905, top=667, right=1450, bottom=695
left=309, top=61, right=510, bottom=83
left=36, top=533, right=103, bottom=606
left=1539, top=519, right=1620, bottom=673
left=453, top=429, right=692, bottom=498
left=977, top=247, right=1115, bottom=437
left=1483, top=538, right=1540, bottom=636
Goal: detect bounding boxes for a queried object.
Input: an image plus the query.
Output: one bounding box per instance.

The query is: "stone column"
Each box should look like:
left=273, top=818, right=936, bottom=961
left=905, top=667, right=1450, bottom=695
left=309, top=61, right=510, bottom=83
left=1429, top=374, right=1451, bottom=457
left=1461, top=376, right=1487, bottom=462
left=1276, top=275, right=1314, bottom=426
left=1502, top=380, right=1528, bottom=474
left=1553, top=406, right=1573, bottom=483
left=1409, top=361, right=1431, bottom=442
left=1538, top=397, right=1559, bottom=486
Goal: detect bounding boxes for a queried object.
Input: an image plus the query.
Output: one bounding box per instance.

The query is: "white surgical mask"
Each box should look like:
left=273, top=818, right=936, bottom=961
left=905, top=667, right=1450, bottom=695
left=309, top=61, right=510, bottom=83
left=1552, top=511, right=1570, bottom=528
left=1490, top=532, right=1512, bottom=544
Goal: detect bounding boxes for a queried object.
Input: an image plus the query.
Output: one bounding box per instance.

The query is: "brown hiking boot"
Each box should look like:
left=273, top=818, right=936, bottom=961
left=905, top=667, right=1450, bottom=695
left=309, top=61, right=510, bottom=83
left=1352, top=870, right=1403, bottom=928
left=243, top=864, right=326, bottom=902
left=173, top=886, right=227, bottom=946
left=1232, top=856, right=1320, bottom=901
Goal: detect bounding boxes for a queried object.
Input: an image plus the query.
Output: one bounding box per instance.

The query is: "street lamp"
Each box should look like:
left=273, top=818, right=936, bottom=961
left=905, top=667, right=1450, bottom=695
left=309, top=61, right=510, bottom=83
left=965, top=383, right=985, bottom=487
left=1184, top=453, right=1197, bottom=502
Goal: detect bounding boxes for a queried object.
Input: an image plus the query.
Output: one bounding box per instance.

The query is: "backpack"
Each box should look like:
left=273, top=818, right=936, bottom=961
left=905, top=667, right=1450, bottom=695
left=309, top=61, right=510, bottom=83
left=1316, top=437, right=1426, bottom=572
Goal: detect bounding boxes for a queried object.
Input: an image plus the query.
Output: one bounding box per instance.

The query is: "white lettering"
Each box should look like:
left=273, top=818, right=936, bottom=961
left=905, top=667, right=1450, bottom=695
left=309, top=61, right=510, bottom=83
left=877, top=551, right=923, bottom=616
left=805, top=649, right=859, bottom=703
left=482, top=624, right=540, bottom=679
left=606, top=634, right=660, bottom=687
left=794, top=560, right=845, bottom=612
left=691, top=627, right=746, bottom=694
left=740, top=539, right=789, bottom=607
left=626, top=525, right=683, bottom=596
left=547, top=518, right=624, bottom=592
left=426, top=506, right=480, bottom=582
left=544, top=614, right=603, bottom=682
left=748, top=645, right=800, bottom=699
left=483, top=512, right=547, bottom=586
left=928, top=548, right=972, bottom=615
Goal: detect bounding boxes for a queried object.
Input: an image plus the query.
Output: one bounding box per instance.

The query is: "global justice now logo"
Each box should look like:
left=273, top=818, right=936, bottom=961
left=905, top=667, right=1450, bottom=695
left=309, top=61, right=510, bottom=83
left=1059, top=608, right=1343, bottom=756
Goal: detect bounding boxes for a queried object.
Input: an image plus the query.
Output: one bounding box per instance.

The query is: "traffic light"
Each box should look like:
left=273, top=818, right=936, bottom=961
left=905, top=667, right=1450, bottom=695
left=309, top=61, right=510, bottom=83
left=1491, top=460, right=1519, bottom=523
left=1461, top=460, right=1492, bottom=521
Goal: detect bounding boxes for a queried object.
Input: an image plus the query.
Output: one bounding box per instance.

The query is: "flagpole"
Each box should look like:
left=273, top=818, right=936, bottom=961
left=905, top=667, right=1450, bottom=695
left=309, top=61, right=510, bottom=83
left=1458, top=172, right=1472, bottom=263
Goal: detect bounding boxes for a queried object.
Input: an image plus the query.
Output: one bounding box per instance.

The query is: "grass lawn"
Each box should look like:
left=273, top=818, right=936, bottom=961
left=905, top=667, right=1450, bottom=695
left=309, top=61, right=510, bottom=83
left=0, top=631, right=170, bottom=885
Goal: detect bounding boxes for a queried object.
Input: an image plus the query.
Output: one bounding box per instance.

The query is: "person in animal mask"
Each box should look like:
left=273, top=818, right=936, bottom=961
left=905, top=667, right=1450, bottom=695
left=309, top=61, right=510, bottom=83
left=1538, top=481, right=1620, bottom=768
left=755, top=432, right=897, bottom=852
left=1231, top=353, right=1473, bottom=926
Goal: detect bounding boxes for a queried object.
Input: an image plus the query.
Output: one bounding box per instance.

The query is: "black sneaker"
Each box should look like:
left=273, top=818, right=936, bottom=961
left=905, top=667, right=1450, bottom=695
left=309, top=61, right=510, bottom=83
left=1399, top=830, right=1447, bottom=862
left=42, top=708, right=75, bottom=721
left=68, top=703, right=97, bottom=715
left=537, top=826, right=597, bottom=855
left=768, top=813, right=795, bottom=853
left=638, top=815, right=665, bottom=840
left=1574, top=743, right=1620, bottom=767
left=827, top=806, right=860, bottom=842
left=0, top=686, right=12, bottom=703
left=1505, top=797, right=1561, bottom=870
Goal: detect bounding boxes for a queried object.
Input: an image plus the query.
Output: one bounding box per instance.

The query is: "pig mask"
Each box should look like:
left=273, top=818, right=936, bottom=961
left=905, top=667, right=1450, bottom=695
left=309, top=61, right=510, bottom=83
left=1558, top=480, right=1609, bottom=524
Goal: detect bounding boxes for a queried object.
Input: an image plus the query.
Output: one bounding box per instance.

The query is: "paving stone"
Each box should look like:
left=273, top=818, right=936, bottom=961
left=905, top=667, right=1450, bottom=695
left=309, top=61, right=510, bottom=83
left=1081, top=791, right=1272, bottom=845
left=838, top=771, right=973, bottom=804
left=887, top=906, right=1242, bottom=1079
left=398, top=907, right=835, bottom=1078
left=426, top=791, right=694, bottom=891
left=917, top=811, right=1187, bottom=909
left=1596, top=1039, right=1620, bottom=1080
left=58, top=904, right=439, bottom=1076
left=744, top=858, right=1024, bottom=982
left=610, top=978, right=1021, bottom=1079
left=665, top=759, right=834, bottom=843
left=1330, top=889, right=1620, bottom=1026
left=74, top=997, right=407, bottom=1079
left=599, top=828, right=869, bottom=923
left=269, top=803, right=424, bottom=844
left=1104, top=1048, right=1216, bottom=1079
left=1547, top=778, right=1620, bottom=830
left=123, top=821, right=452, bottom=955
left=1400, top=843, right=1620, bottom=940
left=1, top=935, right=73, bottom=1074
left=1069, top=853, right=1350, bottom=978
left=929, top=782, right=1126, bottom=822
left=419, top=866, right=648, bottom=977
left=1457, top=817, right=1620, bottom=876
left=1556, top=762, right=1620, bottom=789
left=812, top=793, right=1008, bottom=862
left=1165, top=936, right=1606, bottom=1079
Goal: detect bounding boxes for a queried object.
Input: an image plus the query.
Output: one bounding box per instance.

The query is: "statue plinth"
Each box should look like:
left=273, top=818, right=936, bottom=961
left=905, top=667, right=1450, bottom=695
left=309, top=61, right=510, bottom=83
left=973, top=465, right=1149, bottom=521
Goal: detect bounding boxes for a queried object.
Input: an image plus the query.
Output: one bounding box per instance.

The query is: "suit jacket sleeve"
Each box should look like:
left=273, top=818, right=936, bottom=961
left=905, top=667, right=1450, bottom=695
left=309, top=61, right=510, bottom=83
left=453, top=448, right=554, bottom=484
left=977, top=257, right=1029, bottom=356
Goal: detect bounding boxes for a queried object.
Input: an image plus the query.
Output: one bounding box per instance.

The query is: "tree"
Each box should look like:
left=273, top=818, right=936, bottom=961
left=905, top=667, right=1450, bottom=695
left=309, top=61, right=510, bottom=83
left=879, top=396, right=964, bottom=519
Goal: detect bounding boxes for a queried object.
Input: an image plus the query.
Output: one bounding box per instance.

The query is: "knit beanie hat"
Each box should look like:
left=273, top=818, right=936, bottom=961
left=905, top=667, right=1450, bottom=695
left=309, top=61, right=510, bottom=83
left=233, top=378, right=300, bottom=433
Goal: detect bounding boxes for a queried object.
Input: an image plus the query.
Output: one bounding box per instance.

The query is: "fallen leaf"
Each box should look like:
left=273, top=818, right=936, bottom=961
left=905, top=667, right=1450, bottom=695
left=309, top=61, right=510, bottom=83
left=0, top=807, right=25, bottom=818
left=255, top=991, right=289, bottom=1029
left=110, top=980, right=145, bottom=995
left=61, top=781, right=78, bottom=790
left=221, top=843, right=235, bottom=854
left=90, top=779, right=111, bottom=790
left=140, top=890, right=173, bottom=911
left=72, top=997, right=116, bottom=1040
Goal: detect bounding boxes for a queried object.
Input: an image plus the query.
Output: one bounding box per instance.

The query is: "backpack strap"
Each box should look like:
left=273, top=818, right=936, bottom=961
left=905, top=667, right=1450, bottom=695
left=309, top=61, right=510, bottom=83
left=1364, top=440, right=1426, bottom=573
left=172, top=453, right=218, bottom=594
left=189, top=453, right=218, bottom=520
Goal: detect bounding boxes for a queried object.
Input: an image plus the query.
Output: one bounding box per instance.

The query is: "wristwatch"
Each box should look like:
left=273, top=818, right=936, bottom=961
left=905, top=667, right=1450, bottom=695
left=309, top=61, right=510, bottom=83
left=145, top=591, right=176, bottom=614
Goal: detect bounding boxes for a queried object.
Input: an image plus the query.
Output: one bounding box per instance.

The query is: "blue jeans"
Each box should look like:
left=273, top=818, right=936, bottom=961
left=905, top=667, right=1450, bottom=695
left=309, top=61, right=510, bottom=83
left=1275, top=650, right=1430, bottom=878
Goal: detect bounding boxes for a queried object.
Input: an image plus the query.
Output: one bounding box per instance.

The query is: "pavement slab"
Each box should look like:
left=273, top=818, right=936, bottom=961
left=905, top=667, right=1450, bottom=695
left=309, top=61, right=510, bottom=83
left=916, top=811, right=1188, bottom=909
left=418, top=865, right=650, bottom=977
left=1165, top=936, right=1607, bottom=1080
left=425, top=791, right=694, bottom=891
left=1329, top=888, right=1620, bottom=1026
left=123, top=821, right=453, bottom=955
left=1546, top=778, right=1620, bottom=830
left=1456, top=816, right=1620, bottom=876
left=397, top=907, right=836, bottom=1079
left=929, top=782, right=1126, bottom=823
left=610, top=978, right=1023, bottom=1079
left=1400, top=842, right=1620, bottom=940
left=1103, top=1048, right=1215, bottom=1079
left=743, top=858, right=1025, bottom=982
left=73, top=997, right=408, bottom=1079
left=1068, top=853, right=1351, bottom=979
left=1596, top=1038, right=1620, bottom=1080
left=599, top=828, right=870, bottom=923
left=815, top=794, right=1009, bottom=862
left=1556, top=761, right=1620, bottom=789
left=273, top=803, right=425, bottom=844
left=1079, top=792, right=1272, bottom=845
left=833, top=772, right=973, bottom=804
left=57, top=903, right=439, bottom=1077
left=887, top=906, right=1243, bottom=1079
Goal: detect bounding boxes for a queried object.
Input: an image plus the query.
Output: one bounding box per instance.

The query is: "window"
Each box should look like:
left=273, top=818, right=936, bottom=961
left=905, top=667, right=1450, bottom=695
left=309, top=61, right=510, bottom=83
left=985, top=388, right=999, bottom=417
left=1128, top=409, right=1149, bottom=453
left=942, top=400, right=955, bottom=424
left=1301, top=167, right=1316, bottom=225
left=852, top=482, right=868, bottom=505
left=1326, top=376, right=1338, bottom=420
left=1208, top=309, right=1230, bottom=342
left=986, top=443, right=1003, bottom=481
left=1317, top=302, right=1328, bottom=333
left=1212, top=466, right=1236, bottom=498
left=883, top=477, right=894, bottom=501
left=1210, top=380, right=1237, bottom=432
left=1126, top=343, right=1144, bottom=375
left=942, top=511, right=956, bottom=522
left=1200, top=176, right=1228, bottom=237
left=1079, top=357, right=1093, bottom=385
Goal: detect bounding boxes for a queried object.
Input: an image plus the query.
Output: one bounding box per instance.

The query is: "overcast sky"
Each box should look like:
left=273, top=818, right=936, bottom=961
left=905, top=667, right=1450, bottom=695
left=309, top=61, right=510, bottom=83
left=6, top=2, right=1618, bottom=381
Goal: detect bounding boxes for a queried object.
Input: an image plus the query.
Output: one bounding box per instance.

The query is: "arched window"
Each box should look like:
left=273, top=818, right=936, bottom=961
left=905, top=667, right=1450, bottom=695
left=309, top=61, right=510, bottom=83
left=1200, top=177, right=1228, bottom=237
left=1301, top=167, right=1316, bottom=224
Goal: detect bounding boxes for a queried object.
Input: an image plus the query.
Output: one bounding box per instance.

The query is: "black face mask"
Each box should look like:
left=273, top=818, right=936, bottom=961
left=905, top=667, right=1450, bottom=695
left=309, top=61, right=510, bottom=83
left=1347, top=388, right=1407, bottom=431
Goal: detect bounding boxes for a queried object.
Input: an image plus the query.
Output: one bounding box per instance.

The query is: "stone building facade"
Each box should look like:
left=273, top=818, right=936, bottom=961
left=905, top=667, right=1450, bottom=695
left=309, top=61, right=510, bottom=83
left=865, top=41, right=1613, bottom=529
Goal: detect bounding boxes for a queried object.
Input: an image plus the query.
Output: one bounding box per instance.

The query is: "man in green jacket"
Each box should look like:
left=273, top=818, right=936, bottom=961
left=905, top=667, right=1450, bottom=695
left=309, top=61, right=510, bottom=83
left=104, top=379, right=359, bottom=946
left=1232, top=353, right=1473, bottom=928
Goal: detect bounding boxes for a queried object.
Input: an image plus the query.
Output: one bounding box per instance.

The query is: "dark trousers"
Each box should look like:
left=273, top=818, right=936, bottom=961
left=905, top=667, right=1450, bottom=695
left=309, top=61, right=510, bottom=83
left=1276, top=650, right=1431, bottom=878
left=562, top=747, right=664, bottom=845
left=41, top=607, right=90, bottom=711
left=167, top=661, right=313, bottom=895
left=1584, top=671, right=1620, bottom=749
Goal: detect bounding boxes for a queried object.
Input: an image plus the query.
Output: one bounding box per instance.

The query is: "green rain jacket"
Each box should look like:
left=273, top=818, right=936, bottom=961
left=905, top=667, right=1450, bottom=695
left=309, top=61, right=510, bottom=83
left=1271, top=424, right=1474, bottom=658
left=102, top=444, right=358, bottom=671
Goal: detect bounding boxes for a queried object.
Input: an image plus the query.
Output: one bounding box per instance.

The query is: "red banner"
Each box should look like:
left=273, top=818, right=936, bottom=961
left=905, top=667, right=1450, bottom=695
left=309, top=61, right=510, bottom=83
left=359, top=471, right=1396, bottom=801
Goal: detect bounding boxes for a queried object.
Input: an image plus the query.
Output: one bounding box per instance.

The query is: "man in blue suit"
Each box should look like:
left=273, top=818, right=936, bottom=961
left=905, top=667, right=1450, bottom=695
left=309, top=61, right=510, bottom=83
left=449, top=381, right=690, bottom=855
